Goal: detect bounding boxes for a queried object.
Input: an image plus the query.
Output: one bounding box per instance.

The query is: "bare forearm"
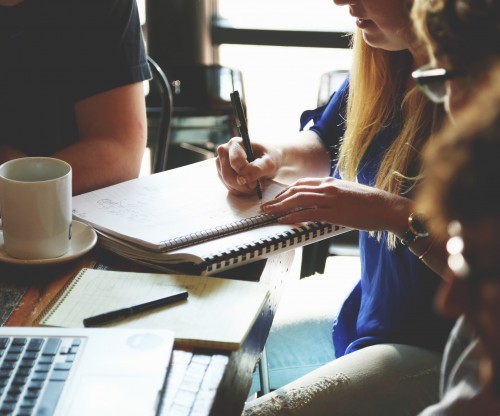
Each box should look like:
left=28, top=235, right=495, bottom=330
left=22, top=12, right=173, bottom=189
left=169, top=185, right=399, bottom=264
left=68, top=82, right=147, bottom=195
left=406, top=234, right=449, bottom=278
left=385, top=195, right=449, bottom=278
left=273, top=130, right=332, bottom=183
left=53, top=136, right=145, bottom=195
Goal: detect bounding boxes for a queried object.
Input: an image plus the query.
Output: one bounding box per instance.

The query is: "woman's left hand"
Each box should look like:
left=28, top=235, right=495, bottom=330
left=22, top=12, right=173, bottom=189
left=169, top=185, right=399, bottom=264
left=262, top=177, right=409, bottom=233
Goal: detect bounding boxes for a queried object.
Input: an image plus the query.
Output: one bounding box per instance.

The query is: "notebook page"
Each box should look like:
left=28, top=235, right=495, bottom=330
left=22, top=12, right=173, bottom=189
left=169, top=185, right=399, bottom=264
left=72, top=159, right=286, bottom=251
left=40, top=268, right=270, bottom=350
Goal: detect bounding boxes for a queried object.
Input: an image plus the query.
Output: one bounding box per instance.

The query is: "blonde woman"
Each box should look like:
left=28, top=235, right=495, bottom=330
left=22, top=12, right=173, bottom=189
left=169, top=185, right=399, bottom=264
left=216, top=0, right=453, bottom=414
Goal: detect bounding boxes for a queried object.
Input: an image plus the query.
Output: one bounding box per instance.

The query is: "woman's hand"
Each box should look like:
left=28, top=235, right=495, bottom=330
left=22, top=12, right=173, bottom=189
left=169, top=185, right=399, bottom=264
left=215, top=137, right=282, bottom=196
left=216, top=130, right=333, bottom=197
left=262, top=177, right=409, bottom=233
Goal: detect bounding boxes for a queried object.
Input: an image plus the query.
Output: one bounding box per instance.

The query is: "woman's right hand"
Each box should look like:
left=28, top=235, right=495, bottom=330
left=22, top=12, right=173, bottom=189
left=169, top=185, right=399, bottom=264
left=215, top=137, right=282, bottom=196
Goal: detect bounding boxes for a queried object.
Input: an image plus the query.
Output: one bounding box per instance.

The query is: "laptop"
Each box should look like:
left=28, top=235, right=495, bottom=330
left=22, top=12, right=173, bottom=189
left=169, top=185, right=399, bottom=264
left=0, top=326, right=174, bottom=416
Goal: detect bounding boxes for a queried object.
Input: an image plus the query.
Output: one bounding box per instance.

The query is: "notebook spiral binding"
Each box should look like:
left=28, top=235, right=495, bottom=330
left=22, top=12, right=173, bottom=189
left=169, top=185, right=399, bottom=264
left=158, top=213, right=279, bottom=253
left=202, top=222, right=340, bottom=273
left=36, top=268, right=87, bottom=325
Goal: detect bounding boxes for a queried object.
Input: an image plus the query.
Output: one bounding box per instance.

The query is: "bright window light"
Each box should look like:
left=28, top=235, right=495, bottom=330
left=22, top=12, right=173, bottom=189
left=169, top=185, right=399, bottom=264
left=217, top=0, right=354, bottom=32
left=217, top=1, right=354, bottom=140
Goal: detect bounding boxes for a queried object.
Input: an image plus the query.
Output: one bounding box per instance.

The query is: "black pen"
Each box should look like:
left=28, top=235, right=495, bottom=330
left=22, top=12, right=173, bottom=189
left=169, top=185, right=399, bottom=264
left=83, top=290, right=188, bottom=327
left=230, top=90, right=263, bottom=201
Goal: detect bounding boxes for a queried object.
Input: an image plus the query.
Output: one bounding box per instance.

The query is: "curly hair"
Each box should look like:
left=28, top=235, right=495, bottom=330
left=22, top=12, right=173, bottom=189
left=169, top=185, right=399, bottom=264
left=412, top=0, right=500, bottom=72
left=416, top=67, right=500, bottom=237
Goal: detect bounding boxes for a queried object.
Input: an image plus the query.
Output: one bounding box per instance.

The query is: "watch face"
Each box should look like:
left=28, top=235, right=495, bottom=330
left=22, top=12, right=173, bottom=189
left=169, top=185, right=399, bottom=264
left=410, top=215, right=429, bottom=237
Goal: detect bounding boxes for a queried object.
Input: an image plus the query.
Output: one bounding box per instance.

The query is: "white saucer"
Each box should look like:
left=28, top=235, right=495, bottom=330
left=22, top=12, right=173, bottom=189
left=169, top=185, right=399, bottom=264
left=0, top=220, right=97, bottom=266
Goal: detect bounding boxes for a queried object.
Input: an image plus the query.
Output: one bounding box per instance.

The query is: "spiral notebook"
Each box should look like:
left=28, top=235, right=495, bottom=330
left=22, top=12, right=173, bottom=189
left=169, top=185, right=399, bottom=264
left=38, top=268, right=269, bottom=350
left=72, top=159, right=347, bottom=274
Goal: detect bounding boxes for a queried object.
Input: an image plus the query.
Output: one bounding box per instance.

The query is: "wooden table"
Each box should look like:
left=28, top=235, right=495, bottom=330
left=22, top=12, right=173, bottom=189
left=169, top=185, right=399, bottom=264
left=1, top=246, right=298, bottom=415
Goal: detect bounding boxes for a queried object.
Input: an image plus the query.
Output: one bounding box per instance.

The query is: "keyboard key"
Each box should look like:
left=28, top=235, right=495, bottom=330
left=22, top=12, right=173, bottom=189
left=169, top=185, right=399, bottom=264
left=174, top=389, right=197, bottom=409
left=0, top=369, right=12, bottom=379
left=7, top=385, right=23, bottom=395
left=37, top=356, right=54, bottom=365
left=1, top=362, right=15, bottom=371
left=24, top=389, right=41, bottom=400
left=50, top=370, right=70, bottom=382
left=19, top=398, right=37, bottom=408
left=11, top=376, right=29, bottom=386
left=19, top=358, right=36, bottom=368
left=0, top=338, right=9, bottom=349
left=15, top=368, right=31, bottom=377
left=31, top=372, right=48, bottom=382
left=34, top=364, right=51, bottom=374
left=26, top=339, right=44, bottom=352
left=0, top=403, right=16, bottom=413
left=4, top=394, right=18, bottom=403
left=11, top=338, right=27, bottom=347
left=4, top=353, right=21, bottom=362
left=42, top=339, right=61, bottom=356
left=7, top=345, right=24, bottom=354
left=54, top=362, right=72, bottom=371
left=65, top=354, right=76, bottom=363
left=27, top=380, right=44, bottom=391
left=169, top=403, right=192, bottom=416
left=37, top=380, right=65, bottom=416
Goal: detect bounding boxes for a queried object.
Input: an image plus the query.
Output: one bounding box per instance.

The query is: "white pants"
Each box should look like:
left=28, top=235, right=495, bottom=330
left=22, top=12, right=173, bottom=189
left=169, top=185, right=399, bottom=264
left=243, top=344, right=442, bottom=416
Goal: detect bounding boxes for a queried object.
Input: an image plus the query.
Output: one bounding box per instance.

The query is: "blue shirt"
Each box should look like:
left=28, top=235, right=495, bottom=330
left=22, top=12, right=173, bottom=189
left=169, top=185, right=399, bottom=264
left=301, top=77, right=452, bottom=357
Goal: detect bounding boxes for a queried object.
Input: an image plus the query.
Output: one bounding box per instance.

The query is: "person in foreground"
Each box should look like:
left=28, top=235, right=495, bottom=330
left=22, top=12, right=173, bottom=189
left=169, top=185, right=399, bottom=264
left=411, top=0, right=500, bottom=413
left=0, top=0, right=150, bottom=195
left=217, top=0, right=453, bottom=414
left=415, top=69, right=500, bottom=415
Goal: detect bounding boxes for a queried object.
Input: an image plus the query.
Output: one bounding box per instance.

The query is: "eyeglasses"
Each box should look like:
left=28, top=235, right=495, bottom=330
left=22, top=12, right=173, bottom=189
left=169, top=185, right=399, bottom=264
left=412, top=65, right=462, bottom=104
left=446, top=221, right=500, bottom=283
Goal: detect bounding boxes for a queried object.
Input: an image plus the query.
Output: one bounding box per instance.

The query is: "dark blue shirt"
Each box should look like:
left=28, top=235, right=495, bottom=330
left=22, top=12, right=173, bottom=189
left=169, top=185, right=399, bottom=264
left=301, top=77, right=452, bottom=357
left=0, top=0, right=150, bottom=156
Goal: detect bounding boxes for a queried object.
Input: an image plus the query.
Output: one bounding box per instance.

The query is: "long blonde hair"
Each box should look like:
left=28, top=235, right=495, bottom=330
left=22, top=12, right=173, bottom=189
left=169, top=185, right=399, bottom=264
left=337, top=30, right=443, bottom=248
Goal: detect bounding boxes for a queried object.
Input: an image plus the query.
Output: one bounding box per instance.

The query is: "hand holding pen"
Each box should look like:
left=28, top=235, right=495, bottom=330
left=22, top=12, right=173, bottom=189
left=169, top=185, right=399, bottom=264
left=230, top=91, right=263, bottom=201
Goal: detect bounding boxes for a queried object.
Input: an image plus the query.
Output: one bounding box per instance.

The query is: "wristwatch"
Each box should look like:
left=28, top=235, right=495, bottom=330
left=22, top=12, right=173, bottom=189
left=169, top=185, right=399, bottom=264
left=400, top=212, right=429, bottom=246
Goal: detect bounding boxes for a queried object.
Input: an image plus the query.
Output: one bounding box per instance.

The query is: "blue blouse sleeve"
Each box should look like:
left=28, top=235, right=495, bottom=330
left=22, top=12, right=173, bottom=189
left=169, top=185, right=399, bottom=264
left=299, top=76, right=349, bottom=165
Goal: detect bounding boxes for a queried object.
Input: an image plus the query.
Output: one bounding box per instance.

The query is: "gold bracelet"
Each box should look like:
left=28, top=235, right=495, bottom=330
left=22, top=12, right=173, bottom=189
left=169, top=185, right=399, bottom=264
left=418, top=240, right=434, bottom=261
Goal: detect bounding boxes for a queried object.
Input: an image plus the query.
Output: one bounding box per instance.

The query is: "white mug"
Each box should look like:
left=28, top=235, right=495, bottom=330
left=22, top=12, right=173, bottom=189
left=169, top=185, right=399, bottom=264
left=0, top=157, right=72, bottom=260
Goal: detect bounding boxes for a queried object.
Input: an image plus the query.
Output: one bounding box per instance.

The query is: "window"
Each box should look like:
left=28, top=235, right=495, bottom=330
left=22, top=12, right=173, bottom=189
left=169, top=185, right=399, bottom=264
left=216, top=1, right=354, bottom=140
left=216, top=0, right=353, bottom=32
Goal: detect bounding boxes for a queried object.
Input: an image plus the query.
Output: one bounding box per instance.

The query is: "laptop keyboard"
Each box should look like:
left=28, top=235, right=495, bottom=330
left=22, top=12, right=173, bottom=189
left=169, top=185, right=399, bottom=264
left=1, top=335, right=229, bottom=416
left=0, top=336, right=81, bottom=416
left=159, top=351, right=229, bottom=416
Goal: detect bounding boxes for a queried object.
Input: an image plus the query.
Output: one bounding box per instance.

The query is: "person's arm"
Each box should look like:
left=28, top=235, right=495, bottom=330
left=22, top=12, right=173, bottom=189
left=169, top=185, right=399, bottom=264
left=216, top=129, right=331, bottom=196
left=0, top=82, right=147, bottom=195
left=55, top=82, right=147, bottom=195
left=262, top=176, right=450, bottom=276
left=217, top=76, right=349, bottom=196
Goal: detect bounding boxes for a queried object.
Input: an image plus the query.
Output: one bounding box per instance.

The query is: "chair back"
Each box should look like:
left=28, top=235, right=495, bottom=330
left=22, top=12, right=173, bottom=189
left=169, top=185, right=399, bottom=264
left=164, top=64, right=245, bottom=169
left=146, top=56, right=173, bottom=173
left=317, top=69, right=349, bottom=106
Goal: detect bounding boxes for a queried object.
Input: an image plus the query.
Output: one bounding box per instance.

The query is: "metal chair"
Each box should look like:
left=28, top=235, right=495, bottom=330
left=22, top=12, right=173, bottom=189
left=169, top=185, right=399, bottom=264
left=146, top=56, right=173, bottom=173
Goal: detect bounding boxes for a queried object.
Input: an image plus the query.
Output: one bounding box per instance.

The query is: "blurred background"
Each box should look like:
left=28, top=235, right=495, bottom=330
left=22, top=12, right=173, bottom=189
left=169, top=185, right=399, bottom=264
left=139, top=0, right=354, bottom=171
